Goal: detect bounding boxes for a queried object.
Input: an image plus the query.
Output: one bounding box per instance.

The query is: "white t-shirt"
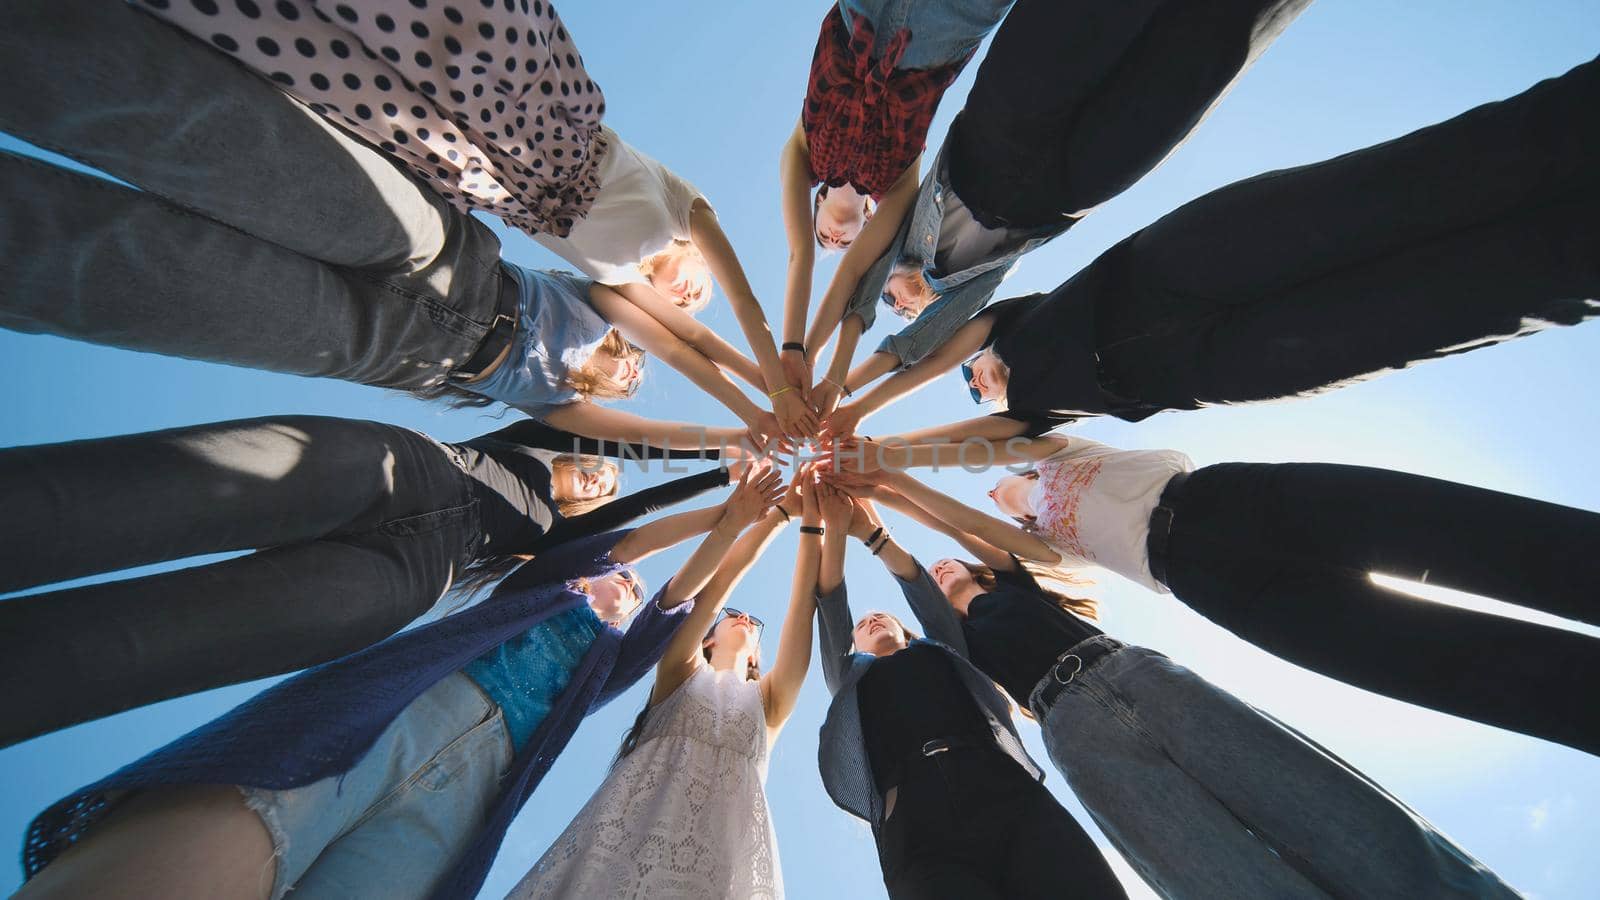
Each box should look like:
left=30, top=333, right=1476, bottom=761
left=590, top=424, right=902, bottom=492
left=1026, top=437, right=1194, bottom=593
left=533, top=126, right=706, bottom=285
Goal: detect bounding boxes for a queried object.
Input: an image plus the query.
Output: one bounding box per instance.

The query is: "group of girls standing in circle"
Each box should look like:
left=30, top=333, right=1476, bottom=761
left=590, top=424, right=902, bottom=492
left=0, top=0, right=1594, bottom=898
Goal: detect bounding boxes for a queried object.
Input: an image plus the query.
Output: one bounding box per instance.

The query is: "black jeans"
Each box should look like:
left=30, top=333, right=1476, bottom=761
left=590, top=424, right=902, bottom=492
left=1091, top=55, right=1600, bottom=410
left=875, top=746, right=1127, bottom=899
left=0, top=416, right=481, bottom=747
left=1164, top=463, right=1600, bottom=756
left=947, top=0, right=1308, bottom=228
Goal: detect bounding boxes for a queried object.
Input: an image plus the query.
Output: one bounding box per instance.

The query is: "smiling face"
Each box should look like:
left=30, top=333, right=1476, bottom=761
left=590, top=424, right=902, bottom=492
left=815, top=186, right=871, bottom=250
left=928, top=558, right=979, bottom=601
left=707, top=611, right=761, bottom=658
left=587, top=341, right=644, bottom=395
left=882, top=269, right=938, bottom=320
left=964, top=348, right=1010, bottom=403
left=552, top=463, right=618, bottom=505
left=586, top=570, right=644, bottom=626
left=989, top=472, right=1037, bottom=520
left=852, top=611, right=909, bottom=657
left=642, top=245, right=712, bottom=312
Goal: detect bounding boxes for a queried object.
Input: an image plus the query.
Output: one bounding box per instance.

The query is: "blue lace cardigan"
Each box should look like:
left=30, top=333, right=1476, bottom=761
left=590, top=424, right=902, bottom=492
left=23, top=529, right=692, bottom=899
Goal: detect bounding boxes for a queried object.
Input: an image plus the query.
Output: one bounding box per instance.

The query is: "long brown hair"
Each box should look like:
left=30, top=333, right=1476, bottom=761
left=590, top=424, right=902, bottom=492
left=958, top=560, right=1099, bottom=621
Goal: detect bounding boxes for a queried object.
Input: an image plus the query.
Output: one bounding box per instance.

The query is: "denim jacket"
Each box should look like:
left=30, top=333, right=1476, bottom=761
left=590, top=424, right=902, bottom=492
left=845, top=144, right=1069, bottom=367
left=814, top=565, right=1042, bottom=826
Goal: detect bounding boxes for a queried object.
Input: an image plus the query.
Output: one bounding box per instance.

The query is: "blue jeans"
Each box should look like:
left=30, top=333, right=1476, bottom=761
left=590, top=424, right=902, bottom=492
left=839, top=0, right=1014, bottom=70
left=1033, top=639, right=1518, bottom=899
left=243, top=673, right=513, bottom=900
left=0, top=0, right=505, bottom=390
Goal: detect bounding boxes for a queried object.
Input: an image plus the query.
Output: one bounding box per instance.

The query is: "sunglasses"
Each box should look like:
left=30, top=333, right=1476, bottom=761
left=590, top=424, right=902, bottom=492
left=960, top=353, right=985, bottom=404
left=615, top=569, right=645, bottom=607
left=717, top=607, right=766, bottom=635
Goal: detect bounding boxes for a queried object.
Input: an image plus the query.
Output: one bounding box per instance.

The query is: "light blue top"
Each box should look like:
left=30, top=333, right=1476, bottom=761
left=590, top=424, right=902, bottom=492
left=844, top=146, right=1068, bottom=367
left=469, top=265, right=612, bottom=418
left=463, top=603, right=606, bottom=752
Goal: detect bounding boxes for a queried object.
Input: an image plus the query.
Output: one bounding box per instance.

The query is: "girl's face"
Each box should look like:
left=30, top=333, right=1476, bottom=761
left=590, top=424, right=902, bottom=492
left=989, top=474, right=1036, bottom=520
left=815, top=190, right=869, bottom=250
left=882, top=271, right=936, bottom=320
left=586, top=342, right=644, bottom=394
left=964, top=348, right=1009, bottom=402
left=708, top=611, right=761, bottom=657
left=852, top=611, right=907, bottom=657
left=645, top=249, right=712, bottom=311
left=553, top=464, right=618, bottom=504
left=587, top=570, right=644, bottom=625
left=928, top=558, right=978, bottom=602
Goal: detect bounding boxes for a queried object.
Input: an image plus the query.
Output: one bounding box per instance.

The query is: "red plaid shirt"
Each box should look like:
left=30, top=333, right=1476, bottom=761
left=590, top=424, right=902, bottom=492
left=801, top=5, right=968, bottom=198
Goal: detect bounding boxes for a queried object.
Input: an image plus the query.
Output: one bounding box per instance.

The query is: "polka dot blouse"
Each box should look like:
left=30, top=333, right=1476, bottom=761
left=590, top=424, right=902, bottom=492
left=140, top=0, right=608, bottom=238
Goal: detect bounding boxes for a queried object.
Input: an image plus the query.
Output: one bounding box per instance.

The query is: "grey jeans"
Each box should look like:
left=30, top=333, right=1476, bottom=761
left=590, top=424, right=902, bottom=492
left=1033, top=639, right=1520, bottom=899
left=0, top=416, right=481, bottom=748
left=0, top=0, right=505, bottom=390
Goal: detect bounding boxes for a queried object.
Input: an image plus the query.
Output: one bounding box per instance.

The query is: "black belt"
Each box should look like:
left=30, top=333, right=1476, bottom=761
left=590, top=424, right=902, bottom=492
left=450, top=267, right=520, bottom=382
left=1032, top=637, right=1124, bottom=713
left=1144, top=469, right=1191, bottom=590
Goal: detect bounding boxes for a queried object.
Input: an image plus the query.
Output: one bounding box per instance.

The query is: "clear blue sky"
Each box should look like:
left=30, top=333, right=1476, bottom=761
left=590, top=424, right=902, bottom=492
left=3, top=1, right=1599, bottom=896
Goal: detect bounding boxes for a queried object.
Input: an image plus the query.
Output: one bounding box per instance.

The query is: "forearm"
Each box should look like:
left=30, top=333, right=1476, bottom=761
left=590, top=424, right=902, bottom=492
left=887, top=471, right=1057, bottom=563
left=543, top=403, right=740, bottom=451
left=661, top=515, right=745, bottom=608
left=818, top=528, right=847, bottom=594
left=840, top=352, right=900, bottom=403
left=691, top=204, right=786, bottom=389
left=804, top=274, right=857, bottom=365
left=543, top=469, right=728, bottom=550
left=821, top=314, right=866, bottom=385
left=885, top=414, right=1030, bottom=447
left=610, top=504, right=725, bottom=565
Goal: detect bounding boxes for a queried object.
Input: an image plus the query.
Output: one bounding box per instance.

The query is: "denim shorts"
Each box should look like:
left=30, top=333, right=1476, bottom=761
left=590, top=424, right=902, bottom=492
left=840, top=0, right=1014, bottom=70
left=241, top=673, right=513, bottom=900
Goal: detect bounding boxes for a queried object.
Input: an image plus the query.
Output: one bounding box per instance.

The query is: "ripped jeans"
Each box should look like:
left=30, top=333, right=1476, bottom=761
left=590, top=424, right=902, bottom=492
left=242, top=673, right=513, bottom=900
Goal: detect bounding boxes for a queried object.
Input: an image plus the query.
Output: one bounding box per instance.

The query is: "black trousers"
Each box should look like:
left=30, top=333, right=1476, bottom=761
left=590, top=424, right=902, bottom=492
left=1088, top=55, right=1600, bottom=410
left=875, top=747, right=1127, bottom=899
left=947, top=0, right=1308, bottom=229
left=0, top=416, right=481, bottom=747
left=1164, top=462, right=1600, bottom=757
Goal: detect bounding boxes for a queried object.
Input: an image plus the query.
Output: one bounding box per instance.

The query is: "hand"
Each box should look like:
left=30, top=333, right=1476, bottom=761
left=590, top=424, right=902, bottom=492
left=847, top=497, right=878, bottom=540
left=722, top=463, right=786, bottom=527
left=823, top=436, right=886, bottom=476
left=777, top=469, right=804, bottom=519
left=780, top=348, right=813, bottom=403
left=771, top=388, right=820, bottom=438
left=799, top=464, right=822, bottom=526
left=819, top=402, right=865, bottom=442
left=817, top=478, right=853, bottom=532
left=810, top=378, right=844, bottom=422
left=741, top=414, right=795, bottom=459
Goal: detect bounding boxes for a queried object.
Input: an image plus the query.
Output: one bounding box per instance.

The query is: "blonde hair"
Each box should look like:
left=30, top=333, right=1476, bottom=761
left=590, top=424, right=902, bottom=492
left=884, top=260, right=940, bottom=321
left=548, top=454, right=621, bottom=517
left=566, top=330, right=644, bottom=402
left=638, top=240, right=712, bottom=313
left=572, top=569, right=649, bottom=625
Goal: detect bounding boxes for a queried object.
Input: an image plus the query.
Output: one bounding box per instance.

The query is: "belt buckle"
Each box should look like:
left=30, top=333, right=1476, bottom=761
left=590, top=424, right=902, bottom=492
left=1052, top=653, right=1083, bottom=685
left=921, top=739, right=950, bottom=757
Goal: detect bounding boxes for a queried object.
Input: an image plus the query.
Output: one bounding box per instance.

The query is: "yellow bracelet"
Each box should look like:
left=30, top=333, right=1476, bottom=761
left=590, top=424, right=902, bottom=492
left=767, top=385, right=795, bottom=400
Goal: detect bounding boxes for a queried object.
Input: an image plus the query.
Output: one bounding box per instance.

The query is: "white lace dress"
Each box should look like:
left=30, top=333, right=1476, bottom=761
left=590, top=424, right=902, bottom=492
left=508, top=665, right=782, bottom=899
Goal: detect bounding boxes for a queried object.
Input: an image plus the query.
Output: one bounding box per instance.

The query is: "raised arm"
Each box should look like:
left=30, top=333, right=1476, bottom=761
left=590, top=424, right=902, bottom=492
left=824, top=313, right=997, bottom=439
left=803, top=162, right=920, bottom=366
left=779, top=119, right=818, bottom=402
left=541, top=467, right=730, bottom=552
left=651, top=488, right=790, bottom=703
left=477, top=418, right=723, bottom=460
left=836, top=433, right=1070, bottom=473
left=762, top=470, right=825, bottom=730
left=587, top=284, right=781, bottom=441
left=870, top=485, right=1015, bottom=573
left=610, top=282, right=765, bottom=389
left=649, top=466, right=787, bottom=618
left=541, top=403, right=751, bottom=452
left=810, top=312, right=867, bottom=419
left=690, top=200, right=819, bottom=437
left=881, top=413, right=1032, bottom=447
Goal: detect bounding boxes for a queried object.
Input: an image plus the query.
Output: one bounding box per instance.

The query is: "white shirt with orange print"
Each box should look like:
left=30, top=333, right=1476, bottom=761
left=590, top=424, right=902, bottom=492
left=1029, top=438, right=1194, bottom=593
